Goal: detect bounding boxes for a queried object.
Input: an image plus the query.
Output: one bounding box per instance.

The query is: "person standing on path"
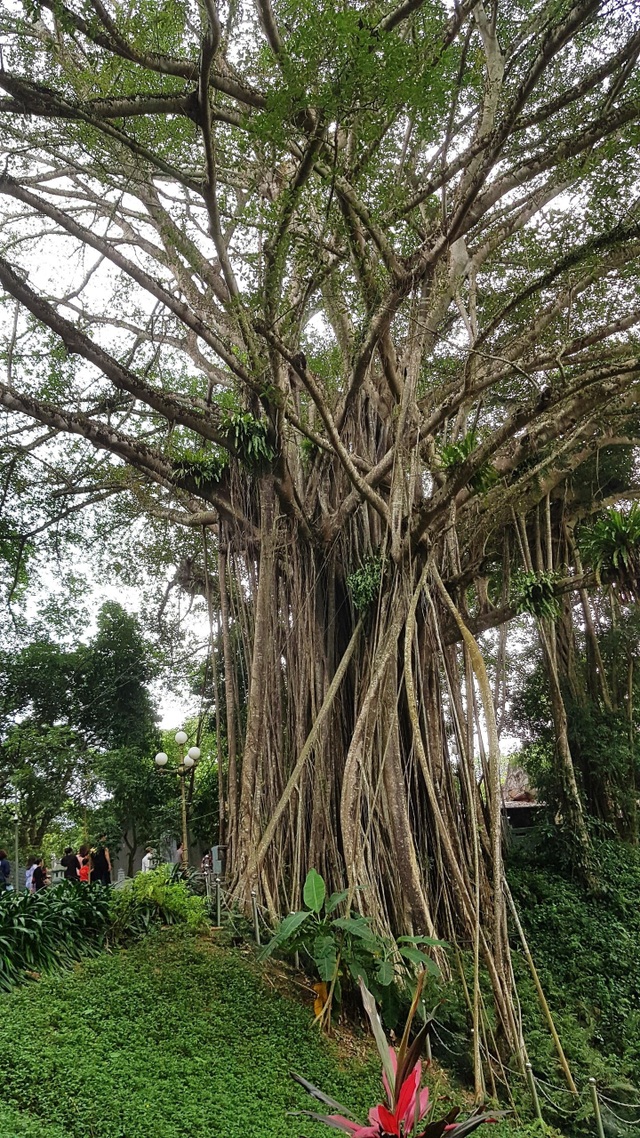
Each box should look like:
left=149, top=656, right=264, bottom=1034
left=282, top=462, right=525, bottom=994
left=0, top=849, right=11, bottom=891
left=77, top=846, right=91, bottom=883
left=90, top=835, right=112, bottom=886
left=61, top=847, right=79, bottom=882
left=25, top=856, right=37, bottom=892
left=32, top=857, right=48, bottom=891
left=141, top=846, right=155, bottom=873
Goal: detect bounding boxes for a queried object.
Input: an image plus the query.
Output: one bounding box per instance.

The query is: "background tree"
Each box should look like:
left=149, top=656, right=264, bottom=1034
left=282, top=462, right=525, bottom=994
left=0, top=602, right=163, bottom=864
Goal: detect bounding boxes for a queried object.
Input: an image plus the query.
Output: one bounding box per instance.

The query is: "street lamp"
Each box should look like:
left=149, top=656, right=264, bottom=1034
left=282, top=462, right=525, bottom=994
left=155, top=732, right=201, bottom=872
left=11, top=813, right=18, bottom=891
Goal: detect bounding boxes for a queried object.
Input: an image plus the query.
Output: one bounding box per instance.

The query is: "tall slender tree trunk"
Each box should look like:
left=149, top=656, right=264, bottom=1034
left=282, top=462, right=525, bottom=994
left=236, top=482, right=276, bottom=896
left=219, top=541, right=238, bottom=861
left=539, top=623, right=593, bottom=879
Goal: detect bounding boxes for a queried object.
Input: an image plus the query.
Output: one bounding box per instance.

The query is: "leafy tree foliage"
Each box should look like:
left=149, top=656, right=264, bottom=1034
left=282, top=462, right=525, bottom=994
left=74, top=601, right=158, bottom=751
left=509, top=840, right=640, bottom=1092
left=0, top=602, right=165, bottom=863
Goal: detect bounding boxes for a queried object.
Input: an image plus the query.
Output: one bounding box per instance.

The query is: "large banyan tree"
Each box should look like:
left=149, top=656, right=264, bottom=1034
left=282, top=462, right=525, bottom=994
left=1, top=0, right=640, bottom=1059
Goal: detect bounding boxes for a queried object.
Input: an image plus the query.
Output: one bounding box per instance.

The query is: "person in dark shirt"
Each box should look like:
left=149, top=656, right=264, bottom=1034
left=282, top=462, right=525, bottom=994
left=90, top=835, right=112, bottom=886
left=32, top=857, right=48, bottom=891
left=0, top=849, right=10, bottom=891
left=60, top=847, right=79, bottom=882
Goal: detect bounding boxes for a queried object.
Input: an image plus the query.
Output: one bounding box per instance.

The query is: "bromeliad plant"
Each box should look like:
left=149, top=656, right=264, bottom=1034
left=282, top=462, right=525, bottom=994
left=581, top=505, right=640, bottom=603
left=292, top=976, right=505, bottom=1138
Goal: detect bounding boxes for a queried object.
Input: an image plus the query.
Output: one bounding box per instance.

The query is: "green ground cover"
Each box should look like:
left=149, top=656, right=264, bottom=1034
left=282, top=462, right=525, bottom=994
left=509, top=839, right=640, bottom=1091
left=0, top=928, right=542, bottom=1138
left=0, top=1102, right=68, bottom=1138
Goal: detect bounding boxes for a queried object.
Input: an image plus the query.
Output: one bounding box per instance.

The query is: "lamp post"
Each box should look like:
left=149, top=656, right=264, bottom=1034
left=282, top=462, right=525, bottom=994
left=12, top=813, right=19, bottom=891
left=155, top=731, right=200, bottom=872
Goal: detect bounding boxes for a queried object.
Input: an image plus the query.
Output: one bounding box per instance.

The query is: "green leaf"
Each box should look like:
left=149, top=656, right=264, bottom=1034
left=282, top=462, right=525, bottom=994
left=289, top=1073, right=356, bottom=1120
left=313, top=934, right=338, bottom=981
left=325, top=889, right=349, bottom=914
left=303, top=868, right=326, bottom=914
left=259, top=910, right=310, bottom=959
left=359, top=979, right=395, bottom=1091
left=332, top=916, right=376, bottom=941
left=376, top=960, right=395, bottom=986
left=398, top=946, right=440, bottom=974
left=348, top=960, right=368, bottom=986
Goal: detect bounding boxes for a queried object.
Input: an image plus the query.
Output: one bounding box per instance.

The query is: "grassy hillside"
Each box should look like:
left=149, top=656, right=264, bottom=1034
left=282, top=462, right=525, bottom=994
left=0, top=928, right=543, bottom=1138
left=0, top=929, right=376, bottom=1138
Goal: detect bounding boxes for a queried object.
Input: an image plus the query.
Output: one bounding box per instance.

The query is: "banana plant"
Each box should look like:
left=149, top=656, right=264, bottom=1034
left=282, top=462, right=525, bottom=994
left=261, top=868, right=443, bottom=1023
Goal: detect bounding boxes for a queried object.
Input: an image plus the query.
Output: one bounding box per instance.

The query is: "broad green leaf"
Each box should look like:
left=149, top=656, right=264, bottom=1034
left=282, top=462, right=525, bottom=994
left=325, top=889, right=349, bottom=914
left=398, top=946, right=440, bottom=975
left=259, top=910, right=310, bottom=959
left=348, top=960, right=368, bottom=986
left=376, top=960, right=395, bottom=986
left=313, top=934, right=338, bottom=981
left=332, top=916, right=376, bottom=942
left=303, top=868, right=326, bottom=914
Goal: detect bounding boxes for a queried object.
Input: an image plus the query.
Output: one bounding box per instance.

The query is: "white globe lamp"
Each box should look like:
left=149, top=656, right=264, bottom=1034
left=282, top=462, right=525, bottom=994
left=154, top=752, right=169, bottom=767
left=175, top=730, right=188, bottom=745
left=187, top=746, right=201, bottom=761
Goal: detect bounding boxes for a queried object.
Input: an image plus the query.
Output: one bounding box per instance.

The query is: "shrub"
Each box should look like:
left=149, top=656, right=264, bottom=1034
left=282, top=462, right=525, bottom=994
left=507, top=840, right=640, bottom=1090
left=108, top=865, right=208, bottom=942
left=293, top=975, right=505, bottom=1137
left=0, top=869, right=209, bottom=991
left=0, top=882, right=110, bottom=989
left=0, top=930, right=384, bottom=1138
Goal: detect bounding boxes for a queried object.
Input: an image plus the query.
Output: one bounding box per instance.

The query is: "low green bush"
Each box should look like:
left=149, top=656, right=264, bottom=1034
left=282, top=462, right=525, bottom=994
left=508, top=839, right=640, bottom=1092
left=294, top=973, right=506, bottom=1138
left=0, top=869, right=208, bottom=990
left=0, top=930, right=382, bottom=1138
left=0, top=1101, right=69, bottom=1138
left=0, top=928, right=555, bottom=1138
left=108, top=864, right=209, bottom=941
left=260, top=868, right=444, bottom=1026
left=0, top=882, right=110, bottom=990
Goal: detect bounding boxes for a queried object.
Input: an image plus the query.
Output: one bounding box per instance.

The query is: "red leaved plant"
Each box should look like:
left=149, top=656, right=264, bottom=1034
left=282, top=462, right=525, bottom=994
left=291, top=976, right=506, bottom=1138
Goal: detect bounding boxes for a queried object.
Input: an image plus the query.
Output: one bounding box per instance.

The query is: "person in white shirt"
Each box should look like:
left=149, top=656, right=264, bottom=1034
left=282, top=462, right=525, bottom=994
left=141, top=846, right=155, bottom=872
left=25, top=857, right=37, bottom=892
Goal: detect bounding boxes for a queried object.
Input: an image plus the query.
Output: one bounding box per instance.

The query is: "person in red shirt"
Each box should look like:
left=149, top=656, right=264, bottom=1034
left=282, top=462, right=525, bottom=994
left=77, top=845, right=91, bottom=883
